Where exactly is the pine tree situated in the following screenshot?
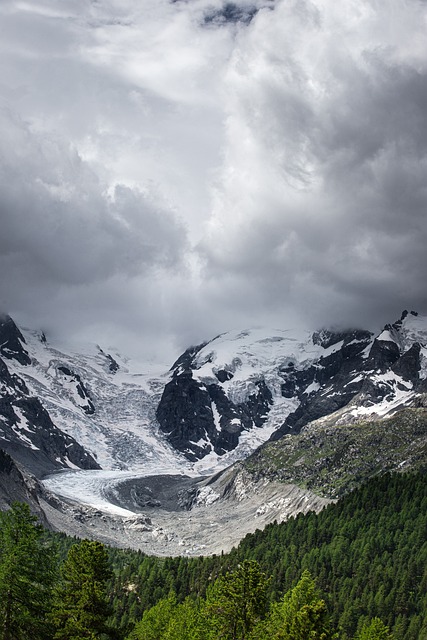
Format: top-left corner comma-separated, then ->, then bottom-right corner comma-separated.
355,617 -> 394,639
50,539 -> 113,640
250,570 -> 337,640
206,559 -> 269,640
0,502 -> 57,640
129,592 -> 177,640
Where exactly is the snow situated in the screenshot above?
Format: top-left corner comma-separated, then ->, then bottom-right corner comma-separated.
211,402 -> 221,432
193,327 -> 337,384
349,371 -> 415,420
192,395 -> 299,475
8,315 -> 427,519
43,460 -> 197,517
11,407 -> 39,450
420,347 -> 427,379
191,328 -> 346,412
344,374 -> 364,387
305,381 -> 320,395
8,327 -> 174,471
377,330 -> 398,344
400,313 -> 427,350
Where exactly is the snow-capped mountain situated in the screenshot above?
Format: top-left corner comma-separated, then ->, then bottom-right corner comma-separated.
0,317 -> 99,476
0,314 -> 182,477
156,310 -> 427,461
1,310 -> 427,552
1,310 -> 426,482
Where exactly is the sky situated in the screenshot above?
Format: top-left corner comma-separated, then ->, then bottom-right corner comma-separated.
1,0 -> 427,361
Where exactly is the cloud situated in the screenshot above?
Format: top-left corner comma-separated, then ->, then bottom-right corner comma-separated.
1,0 -> 427,359
0,108 -> 187,357
201,0 -> 427,331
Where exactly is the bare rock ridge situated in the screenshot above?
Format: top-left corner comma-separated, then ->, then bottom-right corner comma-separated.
156,363 -> 273,461
0,316 -> 100,478
0,310 -> 426,555
155,310 -> 427,461
0,314 -> 31,365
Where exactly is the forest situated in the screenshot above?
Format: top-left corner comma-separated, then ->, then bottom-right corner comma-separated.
0,470 -> 426,639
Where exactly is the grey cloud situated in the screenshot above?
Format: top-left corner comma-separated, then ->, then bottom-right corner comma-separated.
2,0 -> 427,360
0,108 -> 187,344
200,0 -> 427,332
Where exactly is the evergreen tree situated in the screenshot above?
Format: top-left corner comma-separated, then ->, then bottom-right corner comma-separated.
129,592 -> 178,640
0,502 -> 57,640
207,559 -> 269,640
250,570 -> 337,640
356,617 -> 394,639
50,539 -> 113,640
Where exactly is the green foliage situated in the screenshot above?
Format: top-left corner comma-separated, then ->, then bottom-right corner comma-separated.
129,592 -> 212,640
206,560 -> 269,639
126,565 -> 335,640
108,471 -> 427,639
129,592 -> 178,640
244,408 -> 427,498
0,502 -> 57,640
355,618 -> 394,639
50,539 -> 113,640
0,470 -> 426,639
163,597 -> 211,640
249,570 -> 337,640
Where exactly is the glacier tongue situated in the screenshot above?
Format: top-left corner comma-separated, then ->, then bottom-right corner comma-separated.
8,327 -> 180,471
3,311 -> 427,538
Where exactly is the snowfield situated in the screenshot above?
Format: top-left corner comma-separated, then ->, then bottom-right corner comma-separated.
3,312 -> 427,552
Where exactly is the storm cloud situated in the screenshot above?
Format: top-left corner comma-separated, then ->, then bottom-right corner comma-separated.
1,0 -> 427,358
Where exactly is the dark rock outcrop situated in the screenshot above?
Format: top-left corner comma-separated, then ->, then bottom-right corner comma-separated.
0,448 -> 48,523
271,330 -> 374,439
57,366 -> 95,414
157,312 -> 427,461
156,348 -> 273,461
0,356 -> 100,477
0,315 -> 31,366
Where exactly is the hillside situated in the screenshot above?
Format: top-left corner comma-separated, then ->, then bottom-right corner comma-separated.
0,310 -> 427,554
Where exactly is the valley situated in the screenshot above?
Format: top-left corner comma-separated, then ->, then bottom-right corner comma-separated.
1,310 -> 427,557
40,466 -> 329,555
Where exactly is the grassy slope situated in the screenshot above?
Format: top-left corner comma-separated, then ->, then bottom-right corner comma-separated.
244,407 -> 427,497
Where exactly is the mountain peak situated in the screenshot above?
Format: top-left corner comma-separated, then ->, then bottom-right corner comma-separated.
0,315 -> 31,366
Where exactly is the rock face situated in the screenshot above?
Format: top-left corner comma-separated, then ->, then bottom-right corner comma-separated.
157,365 -> 272,461
0,317 -> 100,477
0,315 -> 31,365
157,311 -> 427,461
56,366 -> 95,415
1,309 -> 427,480
0,448 -> 48,523
272,313 -> 426,438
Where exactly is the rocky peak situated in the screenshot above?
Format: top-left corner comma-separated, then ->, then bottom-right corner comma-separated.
0,315 -> 31,366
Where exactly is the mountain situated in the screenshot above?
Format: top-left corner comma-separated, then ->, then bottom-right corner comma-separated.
0,314 -> 184,479
156,310 -> 427,464
1,310 -> 427,554
0,317 -> 99,477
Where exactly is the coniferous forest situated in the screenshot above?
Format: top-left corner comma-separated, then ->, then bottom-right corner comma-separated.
0,470 -> 426,639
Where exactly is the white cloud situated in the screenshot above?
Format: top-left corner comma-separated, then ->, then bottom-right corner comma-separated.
1,0 -> 427,359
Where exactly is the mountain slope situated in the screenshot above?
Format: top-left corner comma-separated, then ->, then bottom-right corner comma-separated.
0,314 -> 185,478
0,322 -> 99,476
156,310 -> 427,465
242,404 -> 427,498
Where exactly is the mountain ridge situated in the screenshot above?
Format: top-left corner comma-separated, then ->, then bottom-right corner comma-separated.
0,310 -> 426,554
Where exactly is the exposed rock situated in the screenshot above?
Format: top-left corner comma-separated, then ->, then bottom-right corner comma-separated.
203,2 -> 259,26
0,448 -> 48,524
57,365 -> 95,414
157,367 -> 273,460
0,356 -> 100,477
0,315 -> 31,366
